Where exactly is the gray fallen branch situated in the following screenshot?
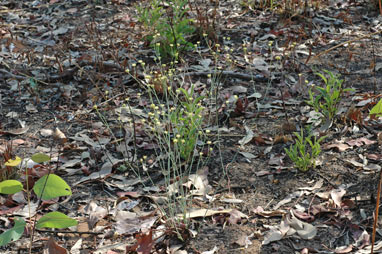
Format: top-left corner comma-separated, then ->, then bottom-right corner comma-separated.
181,71 -> 268,82
0,69 -> 27,80
36,228 -> 103,235
0,62 -> 268,85
0,60 -> 126,83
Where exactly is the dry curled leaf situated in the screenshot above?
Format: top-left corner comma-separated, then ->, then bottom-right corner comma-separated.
44,237 -> 68,254
233,96 -> 248,116
330,188 -> 346,207
273,134 -> 292,144
53,128 -> 67,144
281,121 -> 297,134
346,137 -> 376,147
323,142 -> 351,152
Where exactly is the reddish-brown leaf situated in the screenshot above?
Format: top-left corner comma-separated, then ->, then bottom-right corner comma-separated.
45,237 -> 68,254
234,97 -> 248,115
136,230 -> 154,254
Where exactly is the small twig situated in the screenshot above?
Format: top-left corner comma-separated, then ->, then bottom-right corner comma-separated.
127,102 -> 138,162
371,34 -> 377,95
181,71 -> 268,82
0,59 -> 126,84
278,85 -> 290,124
311,29 -> 382,61
0,69 -> 40,82
77,60 -> 125,72
36,229 -> 103,235
313,171 -> 336,188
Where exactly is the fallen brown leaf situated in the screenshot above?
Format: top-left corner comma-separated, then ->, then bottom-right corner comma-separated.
44,237 -> 68,254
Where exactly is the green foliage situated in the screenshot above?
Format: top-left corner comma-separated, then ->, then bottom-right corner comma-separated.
31,153 -> 51,163
0,153 -> 77,247
36,212 -> 77,229
0,218 -> 26,247
370,99 -> 382,117
285,129 -> 325,172
171,86 -> 205,161
144,84 -> 205,162
33,174 -> 72,200
122,63 -> 214,230
0,180 -> 23,194
307,70 -> 353,120
137,0 -> 195,60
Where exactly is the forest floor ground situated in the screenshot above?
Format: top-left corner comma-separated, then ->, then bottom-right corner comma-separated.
1,0 -> 382,253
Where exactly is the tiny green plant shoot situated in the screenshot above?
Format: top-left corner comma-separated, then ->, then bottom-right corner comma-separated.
307,70 -> 354,120
0,153 -> 77,247
285,129 -> 325,172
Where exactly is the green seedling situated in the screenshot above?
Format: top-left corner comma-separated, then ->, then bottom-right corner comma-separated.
137,0 -> 195,60
171,86 -> 205,161
0,153 -> 77,247
146,84 -> 205,162
285,129 -> 325,172
307,70 -> 354,120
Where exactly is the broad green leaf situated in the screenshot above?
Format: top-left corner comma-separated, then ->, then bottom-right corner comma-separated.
0,180 -> 23,194
31,153 -> 51,163
33,174 -> 71,200
36,212 -> 77,229
5,156 -> 22,167
370,99 -> 382,117
0,218 -> 26,247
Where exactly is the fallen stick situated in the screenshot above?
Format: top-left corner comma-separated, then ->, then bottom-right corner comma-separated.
181,71 -> 268,82
311,29 -> 382,61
